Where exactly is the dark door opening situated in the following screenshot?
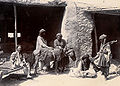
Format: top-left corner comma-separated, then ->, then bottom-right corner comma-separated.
0,3 -> 65,53
17,5 -> 65,53
92,13 -> 120,60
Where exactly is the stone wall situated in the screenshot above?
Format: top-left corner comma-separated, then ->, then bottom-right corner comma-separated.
61,2 -> 94,67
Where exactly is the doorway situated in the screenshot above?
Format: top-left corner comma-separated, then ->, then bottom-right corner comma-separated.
0,3 -> 65,53
92,12 -> 120,60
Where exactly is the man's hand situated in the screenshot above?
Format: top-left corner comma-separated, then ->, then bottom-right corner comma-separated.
48,47 -> 54,50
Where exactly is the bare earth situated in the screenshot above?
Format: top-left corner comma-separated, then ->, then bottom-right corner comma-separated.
0,70 -> 120,86
0,59 -> 120,86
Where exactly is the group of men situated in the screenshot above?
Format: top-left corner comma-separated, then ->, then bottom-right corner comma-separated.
69,34 -> 117,80
10,29 -> 67,78
33,29 -> 67,74
10,29 -> 117,80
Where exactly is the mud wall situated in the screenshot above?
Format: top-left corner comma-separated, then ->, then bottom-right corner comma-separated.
61,2 -> 94,67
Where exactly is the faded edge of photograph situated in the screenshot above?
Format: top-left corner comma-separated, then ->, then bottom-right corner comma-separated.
0,0 -> 120,86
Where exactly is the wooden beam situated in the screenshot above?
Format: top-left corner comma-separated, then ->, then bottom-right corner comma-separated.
92,14 -> 98,53
14,5 -> 17,50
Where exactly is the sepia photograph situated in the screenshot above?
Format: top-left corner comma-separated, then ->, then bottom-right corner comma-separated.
0,0 -> 120,86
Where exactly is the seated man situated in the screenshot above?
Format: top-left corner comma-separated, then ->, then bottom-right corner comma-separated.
33,29 -> 53,74
54,33 -> 66,50
10,45 -> 32,79
69,54 -> 97,78
54,33 -> 66,61
53,33 -> 66,73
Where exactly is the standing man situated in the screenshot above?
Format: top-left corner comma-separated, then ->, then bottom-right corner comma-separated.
94,34 -> 117,80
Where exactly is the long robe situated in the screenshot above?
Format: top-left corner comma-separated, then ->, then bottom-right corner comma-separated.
94,43 -> 112,67
33,36 -> 53,69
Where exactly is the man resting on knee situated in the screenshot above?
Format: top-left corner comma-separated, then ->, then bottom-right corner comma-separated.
69,54 -> 97,78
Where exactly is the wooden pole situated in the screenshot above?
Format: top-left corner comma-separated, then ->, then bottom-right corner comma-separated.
14,5 -> 17,51
93,14 -> 98,53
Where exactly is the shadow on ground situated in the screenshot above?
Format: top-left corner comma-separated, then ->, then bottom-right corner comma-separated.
0,74 -> 29,86
0,70 -> 70,86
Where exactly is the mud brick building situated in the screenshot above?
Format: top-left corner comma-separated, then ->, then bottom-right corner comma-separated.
0,0 -> 120,67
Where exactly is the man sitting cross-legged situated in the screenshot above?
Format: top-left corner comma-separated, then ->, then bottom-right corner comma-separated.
10,45 -> 32,79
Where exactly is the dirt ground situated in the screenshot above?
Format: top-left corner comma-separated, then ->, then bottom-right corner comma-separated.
0,68 -> 120,86
0,59 -> 120,86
